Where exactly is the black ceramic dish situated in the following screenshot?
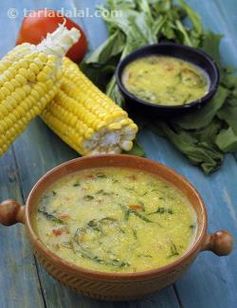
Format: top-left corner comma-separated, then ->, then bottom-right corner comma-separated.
116,43 -> 220,117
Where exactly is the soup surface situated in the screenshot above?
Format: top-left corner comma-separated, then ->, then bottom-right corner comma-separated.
122,55 -> 209,106
34,167 -> 197,273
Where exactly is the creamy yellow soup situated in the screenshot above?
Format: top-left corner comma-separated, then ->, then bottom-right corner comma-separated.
122,55 -> 209,106
34,167 -> 197,273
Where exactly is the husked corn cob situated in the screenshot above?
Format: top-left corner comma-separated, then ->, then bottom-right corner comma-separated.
0,24 -> 80,156
41,58 -> 138,155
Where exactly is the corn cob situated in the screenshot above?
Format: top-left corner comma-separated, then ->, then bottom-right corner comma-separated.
41,57 -> 138,155
0,24 -> 80,156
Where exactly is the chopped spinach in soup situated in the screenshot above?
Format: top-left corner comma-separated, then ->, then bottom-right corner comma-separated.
122,56 -> 209,106
35,167 -> 197,273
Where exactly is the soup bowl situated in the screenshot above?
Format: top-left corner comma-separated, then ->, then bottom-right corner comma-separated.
0,155 -> 233,301
116,43 -> 220,117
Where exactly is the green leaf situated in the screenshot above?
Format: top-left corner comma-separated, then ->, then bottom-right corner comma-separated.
149,122 -> 223,174
178,0 -> 202,35
154,16 -> 168,38
80,60 -> 116,92
201,32 -> 223,66
221,69 -> 237,90
175,87 -> 229,130
175,20 -> 193,46
106,77 -> 124,107
216,127 -> 237,153
217,102 -> 237,134
192,118 -> 222,143
85,30 -> 125,65
125,139 -> 146,157
138,0 -> 153,18
102,0 -> 137,11
100,4 -> 162,104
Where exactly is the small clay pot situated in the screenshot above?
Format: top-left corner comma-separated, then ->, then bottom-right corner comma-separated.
0,155 -> 233,301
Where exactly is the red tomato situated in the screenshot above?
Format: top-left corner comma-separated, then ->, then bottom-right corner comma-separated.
16,9 -> 88,63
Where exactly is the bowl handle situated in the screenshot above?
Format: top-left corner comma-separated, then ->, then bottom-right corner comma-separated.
0,200 -> 25,226
201,230 -> 233,256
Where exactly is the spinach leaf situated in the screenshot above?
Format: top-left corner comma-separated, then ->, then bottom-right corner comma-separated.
125,139 -> 146,157
178,0 -> 202,36
73,227 -> 130,268
217,99 -> 237,134
38,208 -> 64,225
202,32 -> 223,66
216,127 -> 237,153
149,122 -> 223,174
86,30 -> 125,65
149,207 -> 173,215
168,241 -> 179,258
175,87 -> 229,130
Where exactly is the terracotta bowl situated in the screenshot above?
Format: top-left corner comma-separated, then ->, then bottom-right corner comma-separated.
0,155 -> 233,301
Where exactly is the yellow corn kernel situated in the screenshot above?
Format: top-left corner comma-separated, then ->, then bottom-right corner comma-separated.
0,22 -> 80,156
18,68 -> 28,77
15,74 -> 27,85
1,87 -> 11,97
4,81 -> 15,92
108,122 -> 122,130
41,57 -> 138,156
29,63 -> 40,74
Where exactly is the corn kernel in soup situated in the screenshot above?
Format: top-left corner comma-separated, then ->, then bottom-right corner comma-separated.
34,167 -> 197,273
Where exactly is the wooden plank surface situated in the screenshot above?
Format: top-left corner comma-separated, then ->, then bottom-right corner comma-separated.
0,0 -> 236,308
0,150 -> 45,308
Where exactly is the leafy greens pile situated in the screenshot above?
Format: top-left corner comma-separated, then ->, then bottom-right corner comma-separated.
82,0 -> 237,174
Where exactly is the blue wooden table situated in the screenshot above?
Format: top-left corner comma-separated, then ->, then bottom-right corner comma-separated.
0,1 -> 236,307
